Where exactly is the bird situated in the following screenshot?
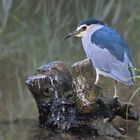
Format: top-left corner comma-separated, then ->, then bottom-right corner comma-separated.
64,18 -> 135,98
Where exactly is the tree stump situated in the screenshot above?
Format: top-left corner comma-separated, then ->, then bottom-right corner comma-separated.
71,58 -> 103,113
25,59 -> 139,138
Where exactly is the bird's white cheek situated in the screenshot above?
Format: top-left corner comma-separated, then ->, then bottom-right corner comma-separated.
75,31 -> 86,37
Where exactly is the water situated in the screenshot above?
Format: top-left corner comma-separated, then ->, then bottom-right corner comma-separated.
0,119 -> 139,140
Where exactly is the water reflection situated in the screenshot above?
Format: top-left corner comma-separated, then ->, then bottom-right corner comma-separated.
0,119 -> 139,140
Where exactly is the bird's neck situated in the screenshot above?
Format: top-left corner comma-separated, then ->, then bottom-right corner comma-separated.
86,24 -> 105,36
81,25 -> 104,55
82,24 -> 104,43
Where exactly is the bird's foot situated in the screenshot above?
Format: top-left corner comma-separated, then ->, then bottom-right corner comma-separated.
94,84 -> 103,90
103,118 -> 110,123
113,95 -> 120,102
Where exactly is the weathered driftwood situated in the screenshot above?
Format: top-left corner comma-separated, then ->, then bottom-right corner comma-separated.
25,59 -> 138,138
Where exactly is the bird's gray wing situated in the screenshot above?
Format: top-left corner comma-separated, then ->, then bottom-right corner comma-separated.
87,43 -> 134,85
82,26 -> 135,85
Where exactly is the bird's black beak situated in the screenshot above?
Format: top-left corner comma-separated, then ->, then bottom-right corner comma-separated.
64,29 -> 80,40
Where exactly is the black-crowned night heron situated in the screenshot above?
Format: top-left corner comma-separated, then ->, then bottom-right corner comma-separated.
64,18 -> 135,98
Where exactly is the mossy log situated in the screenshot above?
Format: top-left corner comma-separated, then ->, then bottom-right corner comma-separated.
25,59 -> 138,138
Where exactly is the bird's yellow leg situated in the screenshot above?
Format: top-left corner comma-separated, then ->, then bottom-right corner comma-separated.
95,71 -> 99,85
113,80 -> 118,98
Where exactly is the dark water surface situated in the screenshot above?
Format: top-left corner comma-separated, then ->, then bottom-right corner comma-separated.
0,119 -> 139,140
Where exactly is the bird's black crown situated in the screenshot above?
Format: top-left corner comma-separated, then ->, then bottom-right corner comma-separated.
79,18 -> 104,26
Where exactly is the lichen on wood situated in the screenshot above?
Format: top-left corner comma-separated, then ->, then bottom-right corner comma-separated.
25,59 -> 139,138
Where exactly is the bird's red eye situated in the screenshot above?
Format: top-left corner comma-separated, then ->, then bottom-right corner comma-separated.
82,26 -> 87,30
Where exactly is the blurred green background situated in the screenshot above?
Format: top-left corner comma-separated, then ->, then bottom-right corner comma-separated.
0,0 -> 140,123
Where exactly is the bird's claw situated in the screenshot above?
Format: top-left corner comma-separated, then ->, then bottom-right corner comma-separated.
103,118 -> 110,123
113,96 -> 119,101
94,84 -> 103,90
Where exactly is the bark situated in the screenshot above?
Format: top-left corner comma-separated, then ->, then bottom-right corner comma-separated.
25,59 -> 138,138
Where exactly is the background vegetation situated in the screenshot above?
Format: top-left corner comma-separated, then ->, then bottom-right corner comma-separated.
0,0 -> 140,122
